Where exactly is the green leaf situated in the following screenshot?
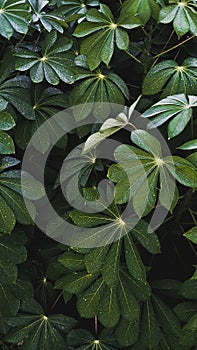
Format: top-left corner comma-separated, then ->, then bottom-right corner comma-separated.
29,0 -> 66,33
0,131 -> 15,154
141,94 -> 197,139
0,186 -> 35,225
143,58 -> 197,97
174,302 -> 197,322
117,273 -> 140,321
115,318 -> 139,346
73,4 -> 142,70
5,300 -> 77,350
159,1 -> 197,38
0,112 -> 15,130
179,279 -> 197,300
0,170 -> 45,200
178,139 -> 197,150
83,111 -> 129,153
183,226 -> 197,244
131,220 -> 161,254
124,234 -> 147,283
98,286 -> 120,328
180,313 -> 197,347
77,278 -> 105,318
131,129 -> 162,157
14,85 -> 69,152
59,251 -> 85,271
152,295 -> 181,337
0,284 -> 19,316
55,271 -> 97,294
0,194 -> 16,233
85,245 -> 109,274
70,70 -> 129,121
122,0 -> 160,24
0,75 -> 34,119
15,31 -> 75,85
102,240 -> 122,288
0,0 -> 30,40
120,268 -> 151,301
139,300 -> 160,349
165,156 -> 197,187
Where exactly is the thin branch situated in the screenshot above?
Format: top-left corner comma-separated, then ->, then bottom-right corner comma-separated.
125,50 -> 143,65
153,35 -> 195,59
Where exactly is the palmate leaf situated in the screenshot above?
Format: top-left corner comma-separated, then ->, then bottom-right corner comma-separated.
73,4 -> 142,70
14,85 -> 69,152
131,295 -> 183,350
0,231 -> 32,317
121,0 -> 160,24
57,0 -> 99,20
0,48 -> 33,117
69,208 -> 160,281
0,73 -> 34,119
159,0 -> 197,38
0,0 -> 30,40
70,57 -> 129,120
67,328 -> 120,350
141,94 -> 197,139
108,130 -> 180,214
143,58 -> 197,97
15,31 -> 75,85
56,248 -> 151,331
28,0 -> 67,33
5,298 -> 77,350
0,157 -> 44,234
175,276 -> 197,347
0,111 -> 15,154
108,130 -> 197,214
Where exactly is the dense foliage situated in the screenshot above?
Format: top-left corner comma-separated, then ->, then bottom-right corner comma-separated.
0,0 -> 197,349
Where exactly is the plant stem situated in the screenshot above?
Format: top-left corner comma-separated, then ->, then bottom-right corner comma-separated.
152,30 -> 174,67
153,35 -> 195,59
125,50 -> 143,65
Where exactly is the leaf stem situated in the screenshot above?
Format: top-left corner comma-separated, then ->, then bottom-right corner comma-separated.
125,50 -> 143,65
152,30 -> 175,67
153,35 -> 195,59
50,291 -> 63,311
94,315 -> 98,337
